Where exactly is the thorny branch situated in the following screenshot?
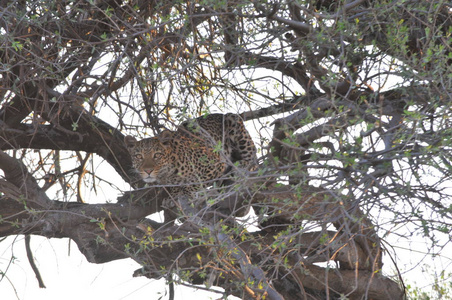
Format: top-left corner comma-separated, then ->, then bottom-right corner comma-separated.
1,0 -> 451,299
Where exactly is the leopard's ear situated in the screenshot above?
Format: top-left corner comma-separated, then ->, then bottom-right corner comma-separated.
158,130 -> 173,146
124,135 -> 138,148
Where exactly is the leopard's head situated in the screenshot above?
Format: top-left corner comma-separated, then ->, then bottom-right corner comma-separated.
124,131 -> 174,183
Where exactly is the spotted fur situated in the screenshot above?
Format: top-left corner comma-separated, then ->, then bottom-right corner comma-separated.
124,113 -> 257,190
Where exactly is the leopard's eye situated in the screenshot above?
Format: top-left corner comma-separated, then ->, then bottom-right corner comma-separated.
135,154 -> 143,160
154,153 -> 163,159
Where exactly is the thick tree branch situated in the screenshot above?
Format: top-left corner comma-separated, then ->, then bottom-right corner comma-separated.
297,264 -> 403,300
0,178 -> 399,298
0,151 -> 50,207
217,232 -> 284,300
3,1 -> 444,299
0,119 -> 137,185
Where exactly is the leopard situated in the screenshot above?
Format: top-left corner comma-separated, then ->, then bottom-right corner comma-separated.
124,113 -> 257,192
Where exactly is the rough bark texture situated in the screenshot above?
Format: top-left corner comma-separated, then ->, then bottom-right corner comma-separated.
2,0 -> 450,299
0,169 -> 402,299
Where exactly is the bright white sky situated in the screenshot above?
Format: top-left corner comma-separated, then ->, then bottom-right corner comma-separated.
0,235 -> 227,300
2,229 -> 451,299
1,52 -> 451,299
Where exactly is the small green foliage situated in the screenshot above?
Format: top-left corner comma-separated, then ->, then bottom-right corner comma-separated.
406,267 -> 452,300
104,6 -> 113,17
213,141 -> 223,153
11,40 -> 23,51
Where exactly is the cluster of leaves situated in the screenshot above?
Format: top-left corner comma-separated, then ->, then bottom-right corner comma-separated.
0,0 -> 451,299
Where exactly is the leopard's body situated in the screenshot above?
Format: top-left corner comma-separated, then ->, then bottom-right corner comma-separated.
124,113 -> 257,191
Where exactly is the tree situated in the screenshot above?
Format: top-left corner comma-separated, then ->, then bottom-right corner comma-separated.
0,0 -> 451,299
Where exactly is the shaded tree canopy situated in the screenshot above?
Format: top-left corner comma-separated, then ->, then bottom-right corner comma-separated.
1,0 -> 451,299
